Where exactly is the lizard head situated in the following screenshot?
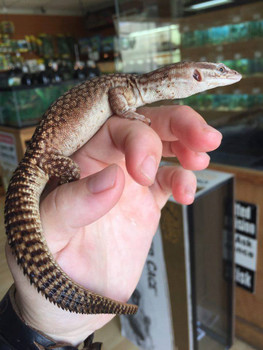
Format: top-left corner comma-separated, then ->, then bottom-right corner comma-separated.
190,62 -> 242,90
164,61 -> 242,96
137,61 -> 242,103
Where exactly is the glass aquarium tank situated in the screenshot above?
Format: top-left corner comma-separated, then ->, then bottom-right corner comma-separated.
0,81 -> 76,128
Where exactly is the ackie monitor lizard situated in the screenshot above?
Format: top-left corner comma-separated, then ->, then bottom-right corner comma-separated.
4,62 -> 242,315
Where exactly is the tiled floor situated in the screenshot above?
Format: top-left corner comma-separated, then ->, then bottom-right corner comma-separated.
0,196 -> 256,349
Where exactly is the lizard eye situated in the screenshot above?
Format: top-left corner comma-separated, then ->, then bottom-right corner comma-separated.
193,69 -> 202,82
218,65 -> 226,73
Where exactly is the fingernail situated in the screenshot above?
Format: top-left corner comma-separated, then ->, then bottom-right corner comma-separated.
203,124 -> 222,138
196,152 -> 210,162
87,165 -> 117,194
140,155 -> 157,181
185,185 -> 195,202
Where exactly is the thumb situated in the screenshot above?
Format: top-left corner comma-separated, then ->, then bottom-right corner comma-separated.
40,164 -> 125,250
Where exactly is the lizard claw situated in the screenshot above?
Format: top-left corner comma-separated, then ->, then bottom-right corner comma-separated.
122,111 -> 151,126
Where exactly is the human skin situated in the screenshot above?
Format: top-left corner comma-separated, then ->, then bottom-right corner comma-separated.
5,105 -> 222,346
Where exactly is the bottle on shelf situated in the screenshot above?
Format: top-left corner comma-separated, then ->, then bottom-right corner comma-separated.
51,62 -> 62,83
7,67 -> 22,86
37,63 -> 51,85
21,65 -> 33,86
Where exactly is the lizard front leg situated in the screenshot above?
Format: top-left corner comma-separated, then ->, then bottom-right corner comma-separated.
109,86 -> 151,125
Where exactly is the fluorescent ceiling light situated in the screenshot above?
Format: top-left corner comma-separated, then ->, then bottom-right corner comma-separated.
122,24 -> 179,37
187,0 -> 233,11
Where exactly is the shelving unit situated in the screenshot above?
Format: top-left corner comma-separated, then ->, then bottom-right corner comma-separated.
179,1 -> 263,126
114,2 -> 262,127
114,20 -> 181,73
0,14 -> 87,71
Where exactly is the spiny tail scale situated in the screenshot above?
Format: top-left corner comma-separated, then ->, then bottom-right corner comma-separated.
4,159 -> 137,314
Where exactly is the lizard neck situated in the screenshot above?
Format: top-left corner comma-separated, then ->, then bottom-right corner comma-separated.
136,66 -> 191,104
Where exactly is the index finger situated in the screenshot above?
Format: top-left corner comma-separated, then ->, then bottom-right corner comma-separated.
139,105 -> 222,152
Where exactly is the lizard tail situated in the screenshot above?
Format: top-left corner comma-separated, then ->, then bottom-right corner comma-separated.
4,161 -> 138,314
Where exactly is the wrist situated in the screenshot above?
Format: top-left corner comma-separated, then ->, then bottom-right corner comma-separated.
0,285 -> 103,349
15,283 -> 111,346
15,287 -> 90,346
6,244 -> 113,346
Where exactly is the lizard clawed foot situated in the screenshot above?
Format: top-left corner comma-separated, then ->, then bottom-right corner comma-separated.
122,111 -> 151,126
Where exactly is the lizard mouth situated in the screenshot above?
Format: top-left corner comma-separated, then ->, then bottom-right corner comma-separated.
193,69 -> 202,82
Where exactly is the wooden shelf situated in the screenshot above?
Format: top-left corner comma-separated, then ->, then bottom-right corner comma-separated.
178,2 -> 263,31
97,61 -> 116,73
217,76 -> 263,94
190,110 -> 246,126
181,38 -> 263,61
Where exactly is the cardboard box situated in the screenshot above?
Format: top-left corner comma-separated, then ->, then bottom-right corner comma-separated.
210,163 -> 263,349
121,169 -> 235,350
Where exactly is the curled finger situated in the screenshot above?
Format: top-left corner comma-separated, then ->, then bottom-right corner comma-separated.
151,165 -> 197,209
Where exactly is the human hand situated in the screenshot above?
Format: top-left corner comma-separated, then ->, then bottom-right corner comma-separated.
6,105 -> 222,346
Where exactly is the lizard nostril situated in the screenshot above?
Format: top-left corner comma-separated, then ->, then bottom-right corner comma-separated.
193,69 -> 202,82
